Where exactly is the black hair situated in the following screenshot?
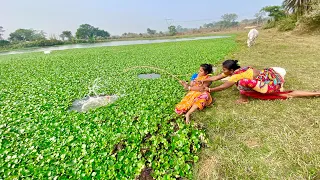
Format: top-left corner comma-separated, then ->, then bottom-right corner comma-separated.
222,60 -> 241,71
200,64 -> 213,74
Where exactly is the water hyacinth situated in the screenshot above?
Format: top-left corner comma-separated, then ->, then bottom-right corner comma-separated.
0,37 -> 236,179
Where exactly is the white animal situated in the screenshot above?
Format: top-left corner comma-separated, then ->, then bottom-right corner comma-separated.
44,50 -> 51,54
247,29 -> 259,47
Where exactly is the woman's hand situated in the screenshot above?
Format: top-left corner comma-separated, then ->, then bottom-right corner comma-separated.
204,87 -> 210,92
195,80 -> 204,85
198,86 -> 205,92
179,80 -> 189,90
179,80 -> 187,86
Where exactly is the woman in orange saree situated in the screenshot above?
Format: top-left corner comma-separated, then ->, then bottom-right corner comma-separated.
175,64 -> 213,123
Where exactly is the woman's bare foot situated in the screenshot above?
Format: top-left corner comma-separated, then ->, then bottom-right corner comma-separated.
185,113 -> 191,124
236,94 -> 249,104
236,98 -> 249,104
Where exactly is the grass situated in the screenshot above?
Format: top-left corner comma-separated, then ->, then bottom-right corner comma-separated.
193,29 -> 320,179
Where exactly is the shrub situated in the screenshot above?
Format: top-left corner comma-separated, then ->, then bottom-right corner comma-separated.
263,20 -> 277,29
0,40 -> 10,46
297,3 -> 320,33
278,17 -> 297,31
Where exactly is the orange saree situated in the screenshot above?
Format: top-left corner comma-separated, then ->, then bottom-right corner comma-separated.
175,75 -> 213,114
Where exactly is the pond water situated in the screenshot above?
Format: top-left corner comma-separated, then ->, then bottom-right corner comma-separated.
0,36 -> 229,56
138,73 -> 161,79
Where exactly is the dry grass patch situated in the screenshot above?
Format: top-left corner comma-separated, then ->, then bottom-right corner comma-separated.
193,29 -> 320,179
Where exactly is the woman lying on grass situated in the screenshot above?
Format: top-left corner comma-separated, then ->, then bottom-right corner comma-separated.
202,60 -> 320,104
175,64 -> 213,123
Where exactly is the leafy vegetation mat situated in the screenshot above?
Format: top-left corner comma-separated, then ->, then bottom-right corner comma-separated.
0,38 -> 236,179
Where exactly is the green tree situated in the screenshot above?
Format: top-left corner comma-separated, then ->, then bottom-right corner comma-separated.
94,29 -> 110,39
203,22 -> 216,28
221,13 -> 238,22
9,29 -> 46,42
76,24 -> 110,40
283,0 -> 313,17
147,28 -> 156,35
76,24 -> 96,39
168,25 -> 177,35
220,13 -> 239,28
33,30 -> 46,40
176,25 -> 191,32
60,31 -> 73,41
241,19 -> 251,25
261,6 -> 286,21
0,26 -> 4,40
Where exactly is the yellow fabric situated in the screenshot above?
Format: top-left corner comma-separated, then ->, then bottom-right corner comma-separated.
221,73 -> 227,78
228,68 -> 254,82
175,75 -> 212,113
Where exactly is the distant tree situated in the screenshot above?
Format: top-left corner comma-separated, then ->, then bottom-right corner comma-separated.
0,26 -> 4,40
168,25 -> 177,35
9,29 -> 46,41
49,34 -> 61,40
203,22 -> 216,28
76,24 -> 95,39
0,40 -> 10,46
121,32 -> 139,38
261,6 -> 286,21
241,19 -> 250,25
176,25 -> 183,32
33,30 -> 46,40
60,31 -> 73,41
147,28 -> 156,35
176,25 -> 191,32
221,13 -> 238,22
94,28 -> 110,38
76,24 -> 110,40
254,11 -> 266,25
218,13 -> 239,28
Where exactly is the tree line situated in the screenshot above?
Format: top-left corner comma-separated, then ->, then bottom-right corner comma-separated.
1,0 -> 319,49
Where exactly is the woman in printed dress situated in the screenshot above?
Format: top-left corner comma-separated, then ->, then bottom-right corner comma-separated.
175,64 -> 213,123
202,60 -> 320,104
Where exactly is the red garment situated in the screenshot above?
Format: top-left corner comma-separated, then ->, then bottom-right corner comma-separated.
240,90 -> 293,100
235,67 -> 291,100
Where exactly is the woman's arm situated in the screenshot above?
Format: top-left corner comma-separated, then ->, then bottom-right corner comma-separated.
188,81 -> 211,92
206,81 -> 235,92
202,73 -> 226,82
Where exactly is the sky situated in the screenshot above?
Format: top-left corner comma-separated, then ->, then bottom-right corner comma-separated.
1,0 -> 283,38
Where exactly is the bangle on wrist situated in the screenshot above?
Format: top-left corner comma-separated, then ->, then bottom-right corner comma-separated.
209,88 -> 211,92
188,86 -> 191,91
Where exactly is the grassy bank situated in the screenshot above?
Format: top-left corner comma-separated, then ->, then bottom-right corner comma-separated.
194,29 -> 320,179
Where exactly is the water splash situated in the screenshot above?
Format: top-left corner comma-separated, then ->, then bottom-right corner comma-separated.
87,78 -> 101,97
69,95 -> 119,112
69,78 -> 121,112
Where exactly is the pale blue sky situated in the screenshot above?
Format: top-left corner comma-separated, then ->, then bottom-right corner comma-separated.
1,0 -> 282,38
